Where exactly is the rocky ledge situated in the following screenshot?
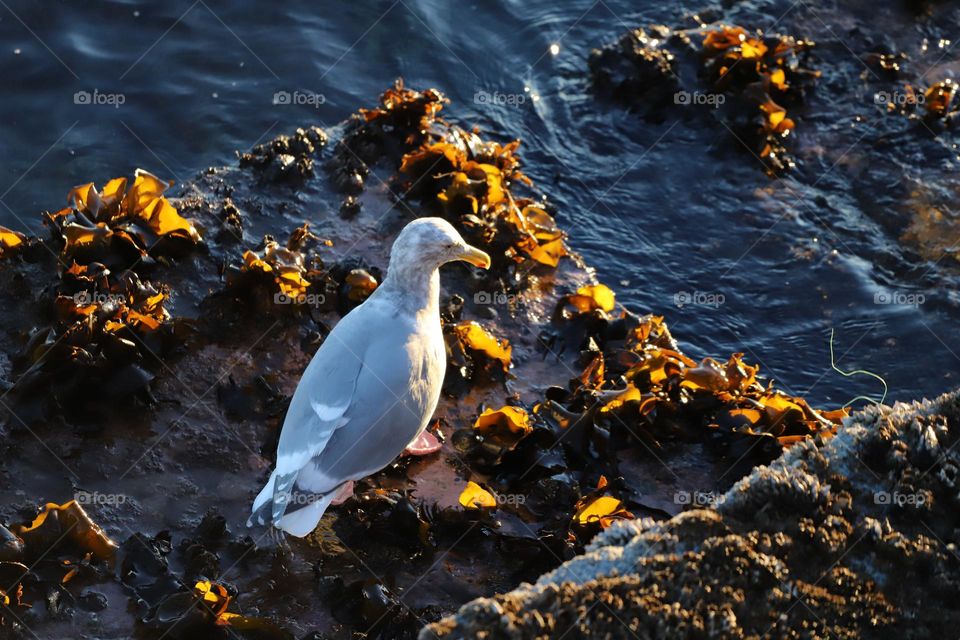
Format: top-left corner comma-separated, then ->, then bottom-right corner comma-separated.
424,390 -> 960,639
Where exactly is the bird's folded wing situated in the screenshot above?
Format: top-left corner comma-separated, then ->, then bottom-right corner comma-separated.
274,327 -> 366,479
300,343 -> 424,490
266,324 -> 365,523
271,304 -> 415,497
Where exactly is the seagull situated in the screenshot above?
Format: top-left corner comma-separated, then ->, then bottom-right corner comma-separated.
249,217 -> 491,537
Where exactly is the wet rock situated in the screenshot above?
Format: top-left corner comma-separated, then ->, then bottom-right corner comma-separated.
0,525 -> 24,562
332,578 -> 421,639
78,589 -> 108,612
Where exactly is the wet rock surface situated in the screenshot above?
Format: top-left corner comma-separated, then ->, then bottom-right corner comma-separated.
424,390 -> 960,639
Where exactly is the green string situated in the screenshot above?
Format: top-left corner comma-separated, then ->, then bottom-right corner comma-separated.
829,328 -> 888,408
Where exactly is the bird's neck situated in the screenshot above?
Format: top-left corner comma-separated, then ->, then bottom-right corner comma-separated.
378,264 -> 441,316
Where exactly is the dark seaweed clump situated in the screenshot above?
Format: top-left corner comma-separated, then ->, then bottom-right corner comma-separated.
10,171 -> 202,420
238,126 -> 328,184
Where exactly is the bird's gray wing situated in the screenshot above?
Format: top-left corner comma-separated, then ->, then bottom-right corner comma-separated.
267,300 -> 420,521
304,336 -> 430,487
266,326 -> 360,522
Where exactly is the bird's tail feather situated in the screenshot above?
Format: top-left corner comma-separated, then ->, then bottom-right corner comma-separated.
247,472 -> 277,527
248,471 -> 338,538
247,500 -> 271,528
276,492 -> 336,537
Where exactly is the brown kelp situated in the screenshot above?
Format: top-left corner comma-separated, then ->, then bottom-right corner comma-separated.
14,171 -> 201,415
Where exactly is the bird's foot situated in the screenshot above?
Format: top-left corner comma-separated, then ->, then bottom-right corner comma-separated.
269,526 -> 291,553
403,430 -> 442,456
330,481 -> 355,506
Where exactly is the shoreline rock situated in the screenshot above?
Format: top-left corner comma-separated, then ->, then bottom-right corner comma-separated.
424,390 -> 960,638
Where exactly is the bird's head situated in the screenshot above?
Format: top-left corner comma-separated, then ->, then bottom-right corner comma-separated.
388,217 -> 491,274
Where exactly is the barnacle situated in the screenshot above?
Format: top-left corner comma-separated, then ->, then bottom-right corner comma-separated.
238,126 -> 328,183
924,79 -> 958,118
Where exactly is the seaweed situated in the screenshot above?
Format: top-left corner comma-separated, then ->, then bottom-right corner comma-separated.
0,501 -> 117,631
699,24 -> 819,174
399,128 -> 567,273
0,226 -> 27,259
226,223 -> 328,309
327,79 -> 448,198
589,23 -> 820,175
10,171 -> 202,416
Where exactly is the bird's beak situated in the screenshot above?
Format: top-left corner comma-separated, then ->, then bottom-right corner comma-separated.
458,244 -> 491,269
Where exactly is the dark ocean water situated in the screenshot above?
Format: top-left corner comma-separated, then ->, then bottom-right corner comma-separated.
1,0 -> 958,408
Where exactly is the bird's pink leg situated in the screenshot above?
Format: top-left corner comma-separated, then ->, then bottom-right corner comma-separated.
403,430 -> 442,456
330,481 -> 355,506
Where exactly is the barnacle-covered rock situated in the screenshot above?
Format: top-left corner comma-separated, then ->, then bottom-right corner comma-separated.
238,126 -> 328,183
588,26 -> 680,107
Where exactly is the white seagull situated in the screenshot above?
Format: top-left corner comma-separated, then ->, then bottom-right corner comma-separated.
249,217 -> 491,537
